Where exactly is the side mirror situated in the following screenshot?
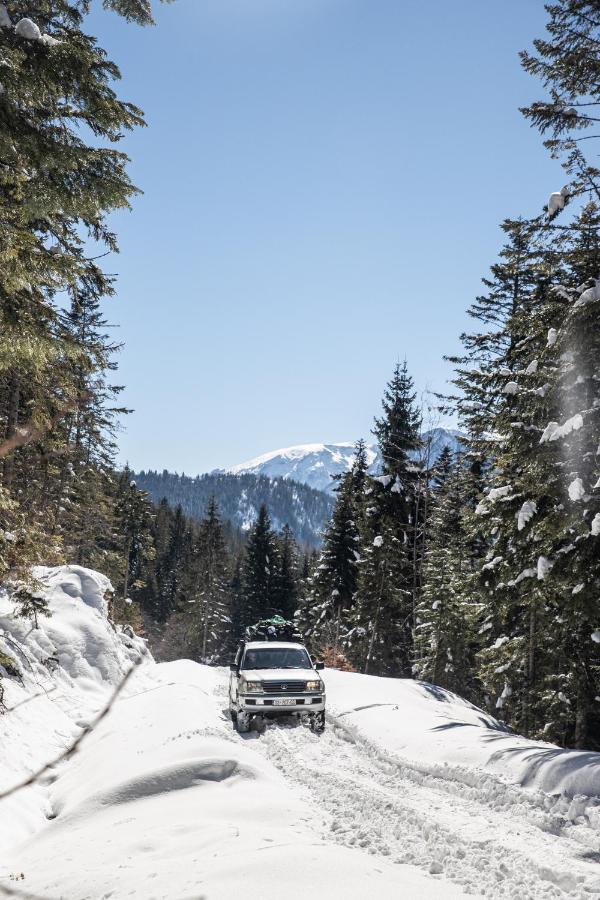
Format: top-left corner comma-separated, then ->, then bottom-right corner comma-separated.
229,663 -> 239,674
314,661 -> 324,671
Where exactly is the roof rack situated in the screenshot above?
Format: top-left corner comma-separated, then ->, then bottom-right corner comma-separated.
243,616 -> 303,643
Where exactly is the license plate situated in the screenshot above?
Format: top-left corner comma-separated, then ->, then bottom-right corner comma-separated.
273,698 -> 296,706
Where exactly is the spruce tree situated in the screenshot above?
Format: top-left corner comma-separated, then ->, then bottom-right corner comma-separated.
347,364 -> 422,675
414,449 -> 480,698
302,440 -> 368,652
113,470 -> 155,615
0,0 -> 166,584
273,524 -> 299,620
520,1 -> 600,199
242,505 -> 280,626
227,555 -> 246,653
184,498 -> 231,663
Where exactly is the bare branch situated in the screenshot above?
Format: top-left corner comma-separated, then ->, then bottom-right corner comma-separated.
0,648 -> 147,803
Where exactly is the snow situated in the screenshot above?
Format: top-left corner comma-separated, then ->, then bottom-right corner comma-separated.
540,414 -> 584,443
525,359 -> 538,375
575,279 -> 600,308
372,535 -> 383,547
537,555 -> 552,580
509,567 -> 536,586
15,18 -> 42,40
591,632 -> 600,644
0,3 -> 10,27
591,513 -> 600,536
390,475 -> 403,494
0,566 -> 148,856
223,442 -> 379,494
503,381 -> 519,395
547,328 -> 558,347
487,485 -> 512,501
517,500 -> 537,530
0,572 -> 467,899
568,477 -> 585,501
373,474 -> 394,487
5,566 -> 600,899
547,186 -> 568,216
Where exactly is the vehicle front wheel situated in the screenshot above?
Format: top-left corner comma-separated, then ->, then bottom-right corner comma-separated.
236,711 -> 251,733
230,708 -> 237,725
310,711 -> 325,734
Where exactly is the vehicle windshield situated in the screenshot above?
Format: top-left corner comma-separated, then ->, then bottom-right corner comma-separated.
242,648 -> 312,670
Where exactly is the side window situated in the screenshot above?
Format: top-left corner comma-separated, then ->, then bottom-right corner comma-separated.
235,646 -> 242,666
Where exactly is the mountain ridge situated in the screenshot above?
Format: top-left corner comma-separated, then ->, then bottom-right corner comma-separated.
218,427 -> 464,495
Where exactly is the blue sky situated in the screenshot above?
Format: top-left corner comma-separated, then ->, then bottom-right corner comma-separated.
88,0 -> 560,474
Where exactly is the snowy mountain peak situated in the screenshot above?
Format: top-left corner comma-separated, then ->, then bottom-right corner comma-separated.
225,442 -> 378,494
222,428 -> 464,495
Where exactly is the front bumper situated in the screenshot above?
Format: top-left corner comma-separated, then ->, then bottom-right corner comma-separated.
238,693 -> 325,715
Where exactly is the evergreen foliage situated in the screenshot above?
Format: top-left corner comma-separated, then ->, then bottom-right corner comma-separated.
413,449 -> 480,699
300,441 -> 367,653
181,497 -> 231,663
133,469 -> 333,547
345,364 -> 423,676
242,505 -> 281,626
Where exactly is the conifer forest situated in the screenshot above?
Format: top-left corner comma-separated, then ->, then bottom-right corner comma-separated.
1,0 -> 600,761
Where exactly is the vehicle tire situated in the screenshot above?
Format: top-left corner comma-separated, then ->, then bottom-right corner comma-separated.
230,708 -> 237,724
310,711 -> 325,734
236,711 -> 251,733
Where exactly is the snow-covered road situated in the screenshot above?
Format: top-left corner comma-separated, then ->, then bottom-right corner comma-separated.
211,671 -> 600,900
3,567 -> 600,899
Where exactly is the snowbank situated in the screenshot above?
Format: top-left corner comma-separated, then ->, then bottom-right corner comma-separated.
0,566 -> 148,855
323,669 -> 600,806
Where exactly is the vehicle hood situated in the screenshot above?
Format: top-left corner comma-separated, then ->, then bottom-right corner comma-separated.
240,668 -> 319,683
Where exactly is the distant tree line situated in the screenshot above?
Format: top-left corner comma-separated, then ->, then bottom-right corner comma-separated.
134,469 -> 333,547
120,488 -> 316,664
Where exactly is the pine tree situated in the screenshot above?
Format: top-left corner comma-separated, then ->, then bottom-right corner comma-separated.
184,498 -> 231,663
12,583 -> 50,629
242,505 -> 280,626
452,203 -> 600,747
520,1 -> 600,200
273,524 -> 299,620
414,449 -> 480,698
347,365 -> 422,676
302,441 -> 368,652
227,555 -> 246,653
116,468 -> 154,601
0,1 -> 165,586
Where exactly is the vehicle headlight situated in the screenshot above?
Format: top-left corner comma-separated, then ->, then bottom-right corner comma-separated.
305,680 -> 322,691
240,678 -> 262,693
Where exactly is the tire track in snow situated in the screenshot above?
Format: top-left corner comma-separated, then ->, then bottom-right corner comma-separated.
205,673 -> 600,900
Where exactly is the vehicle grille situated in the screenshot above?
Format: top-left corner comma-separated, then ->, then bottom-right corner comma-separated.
261,681 -> 306,694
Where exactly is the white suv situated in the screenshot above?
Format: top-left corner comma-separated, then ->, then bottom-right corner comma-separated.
229,641 -> 326,733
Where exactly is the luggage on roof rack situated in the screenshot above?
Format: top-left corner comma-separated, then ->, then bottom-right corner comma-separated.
244,616 -> 303,643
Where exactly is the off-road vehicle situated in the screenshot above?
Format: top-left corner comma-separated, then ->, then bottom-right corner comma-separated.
229,638 -> 325,734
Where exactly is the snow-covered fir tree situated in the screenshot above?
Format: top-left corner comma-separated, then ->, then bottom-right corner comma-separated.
242,505 -> 282,626
273,524 -> 300,620
299,440 -> 368,653
414,448 -> 480,698
346,364 -> 422,675
183,498 -> 231,663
